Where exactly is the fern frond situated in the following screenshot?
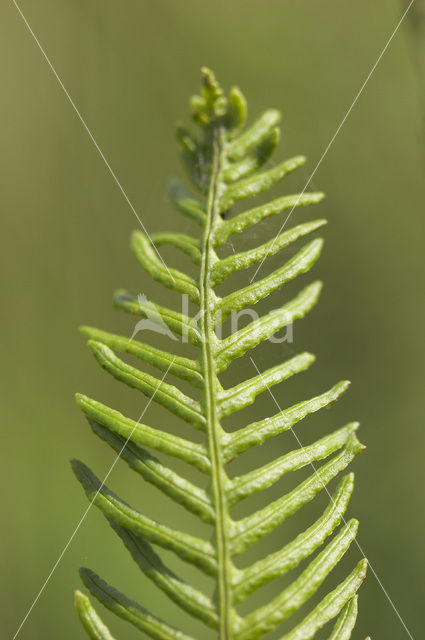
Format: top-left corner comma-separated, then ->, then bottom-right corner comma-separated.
80,568 -> 195,640
87,340 -> 205,428
215,238 -> 323,322
76,394 -> 210,472
74,68 -> 367,639
75,591 -> 116,640
80,326 -> 203,387
113,290 -> 201,345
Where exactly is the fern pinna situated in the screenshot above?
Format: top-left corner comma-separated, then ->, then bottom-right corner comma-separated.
73,68 -> 368,640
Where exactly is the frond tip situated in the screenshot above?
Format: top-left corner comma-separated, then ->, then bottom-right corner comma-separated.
75,590 -> 116,640
74,67 -> 368,640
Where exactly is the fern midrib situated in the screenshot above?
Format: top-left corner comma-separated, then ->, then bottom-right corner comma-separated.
199,123 -> 232,639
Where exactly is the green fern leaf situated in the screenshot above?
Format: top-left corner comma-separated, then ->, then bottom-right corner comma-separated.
73,67 -> 368,639
75,591 -> 117,640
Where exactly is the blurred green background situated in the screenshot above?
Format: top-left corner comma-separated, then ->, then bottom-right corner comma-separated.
1,1 -> 424,638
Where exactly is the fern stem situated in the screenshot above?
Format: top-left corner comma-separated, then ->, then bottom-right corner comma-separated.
200,124 -> 232,639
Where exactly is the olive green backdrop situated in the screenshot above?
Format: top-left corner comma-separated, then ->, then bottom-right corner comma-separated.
1,1 -> 424,639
